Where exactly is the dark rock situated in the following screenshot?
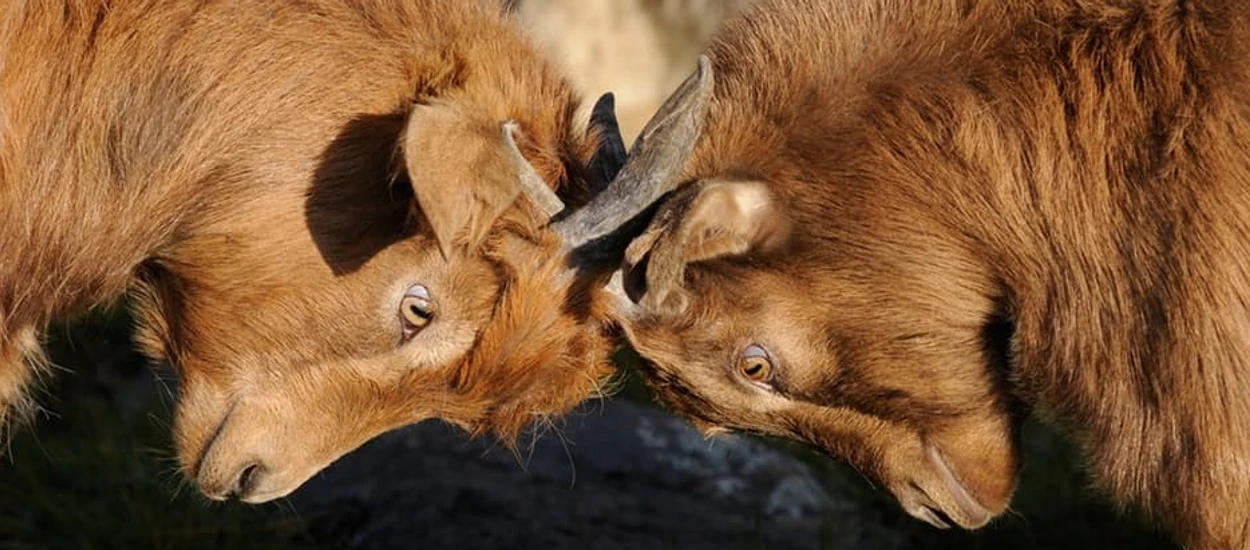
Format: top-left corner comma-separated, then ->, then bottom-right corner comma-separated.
291,399 -> 911,550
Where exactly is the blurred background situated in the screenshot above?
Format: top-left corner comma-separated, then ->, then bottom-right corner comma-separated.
1,2 -> 1177,549
513,0 -> 753,143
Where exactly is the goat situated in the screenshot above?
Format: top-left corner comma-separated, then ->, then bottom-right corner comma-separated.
0,0 -> 631,503
574,0 -> 1250,547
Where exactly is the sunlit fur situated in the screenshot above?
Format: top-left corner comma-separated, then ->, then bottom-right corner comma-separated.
615,0 -> 1250,547
0,0 -> 615,501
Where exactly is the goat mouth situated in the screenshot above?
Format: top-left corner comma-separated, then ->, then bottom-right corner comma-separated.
913,504 -> 955,529
189,401 -> 237,480
924,443 -> 992,529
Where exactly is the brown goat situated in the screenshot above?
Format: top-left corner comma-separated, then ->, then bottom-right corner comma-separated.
586,0 -> 1250,548
0,0 -> 627,502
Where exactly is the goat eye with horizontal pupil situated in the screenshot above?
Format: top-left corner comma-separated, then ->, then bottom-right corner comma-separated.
400,285 -> 435,335
739,344 -> 773,384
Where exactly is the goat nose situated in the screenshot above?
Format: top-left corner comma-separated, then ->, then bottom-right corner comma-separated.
196,459 -> 269,501
231,461 -> 265,499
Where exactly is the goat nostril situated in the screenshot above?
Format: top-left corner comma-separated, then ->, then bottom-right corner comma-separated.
235,462 -> 263,497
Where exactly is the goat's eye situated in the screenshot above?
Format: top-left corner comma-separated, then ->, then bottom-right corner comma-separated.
738,344 -> 774,386
400,284 -> 435,338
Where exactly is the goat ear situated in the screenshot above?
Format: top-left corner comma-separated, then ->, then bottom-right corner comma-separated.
678,180 -> 790,263
404,103 -> 541,257
622,180 -> 790,316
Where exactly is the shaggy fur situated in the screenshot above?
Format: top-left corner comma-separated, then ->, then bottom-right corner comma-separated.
611,0 -> 1250,547
0,0 -> 616,501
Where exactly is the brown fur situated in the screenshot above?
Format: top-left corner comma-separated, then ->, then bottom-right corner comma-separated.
0,0 -> 615,501
610,0 -> 1250,547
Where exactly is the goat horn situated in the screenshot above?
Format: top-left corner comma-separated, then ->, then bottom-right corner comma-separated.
554,55 -> 715,251
586,92 -> 628,196
504,121 -> 564,219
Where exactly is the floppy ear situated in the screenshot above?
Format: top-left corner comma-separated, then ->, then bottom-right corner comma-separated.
404,103 -> 558,257
622,180 -> 790,316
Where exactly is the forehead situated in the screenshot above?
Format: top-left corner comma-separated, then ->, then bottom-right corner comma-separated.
659,262 -> 829,339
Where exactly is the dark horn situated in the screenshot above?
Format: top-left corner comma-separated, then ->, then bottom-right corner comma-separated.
554,55 -> 714,251
586,93 -> 627,196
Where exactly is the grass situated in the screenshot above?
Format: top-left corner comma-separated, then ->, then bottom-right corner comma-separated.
0,312 -> 1179,549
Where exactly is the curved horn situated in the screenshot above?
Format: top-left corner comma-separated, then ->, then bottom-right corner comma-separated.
586,92 -> 627,195
554,55 -> 715,250
504,121 -> 564,219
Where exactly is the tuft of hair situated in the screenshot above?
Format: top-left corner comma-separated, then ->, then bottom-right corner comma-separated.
0,326 -> 48,443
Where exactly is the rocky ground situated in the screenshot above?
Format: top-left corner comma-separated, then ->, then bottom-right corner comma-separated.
0,312 -> 1176,550
292,398 -> 911,550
